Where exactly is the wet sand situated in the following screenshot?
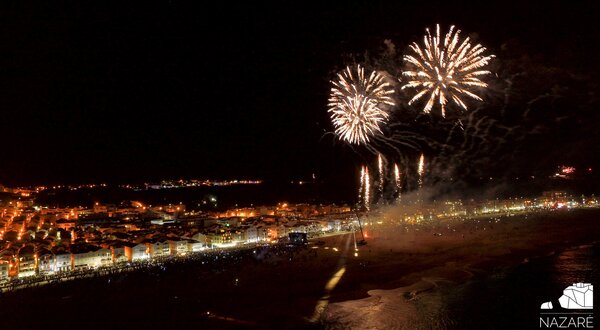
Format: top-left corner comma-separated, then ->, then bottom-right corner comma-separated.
0,209 -> 599,329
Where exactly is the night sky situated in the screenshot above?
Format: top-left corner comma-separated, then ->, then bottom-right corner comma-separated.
0,1 -> 598,187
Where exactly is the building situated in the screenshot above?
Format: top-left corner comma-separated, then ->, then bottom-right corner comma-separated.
204,226 -> 233,247
124,243 -> 149,261
241,225 -> 259,243
168,240 -> 188,255
187,240 -> 204,252
54,253 -> 72,272
111,245 -> 128,264
542,191 -> 569,208
17,245 -> 36,277
0,260 -> 9,281
72,246 -> 112,270
191,232 -> 208,245
37,248 -> 55,274
148,240 -> 170,257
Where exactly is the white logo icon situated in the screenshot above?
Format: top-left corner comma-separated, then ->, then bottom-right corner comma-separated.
541,283 -> 593,309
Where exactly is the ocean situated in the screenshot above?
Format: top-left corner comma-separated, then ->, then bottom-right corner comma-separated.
432,244 -> 599,329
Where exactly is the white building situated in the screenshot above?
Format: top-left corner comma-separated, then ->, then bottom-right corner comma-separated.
125,243 -> 149,261
0,261 -> 9,281
187,240 -> 204,252
17,247 -> 36,278
242,225 -> 259,243
55,253 -> 72,272
72,248 -> 112,270
37,251 -> 55,274
149,241 -> 170,257
169,240 -> 188,255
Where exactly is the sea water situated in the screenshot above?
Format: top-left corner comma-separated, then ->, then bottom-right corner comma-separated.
437,244 -> 599,329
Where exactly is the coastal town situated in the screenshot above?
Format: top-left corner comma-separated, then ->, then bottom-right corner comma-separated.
0,184 -> 598,287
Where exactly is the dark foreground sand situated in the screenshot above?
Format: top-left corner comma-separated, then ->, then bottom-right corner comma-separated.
0,209 -> 598,329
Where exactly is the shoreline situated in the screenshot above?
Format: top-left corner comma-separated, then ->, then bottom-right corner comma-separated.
0,228 -> 355,294
0,243 -> 266,294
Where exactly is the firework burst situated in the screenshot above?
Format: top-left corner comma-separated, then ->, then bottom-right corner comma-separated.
329,64 -> 395,145
402,24 -> 494,117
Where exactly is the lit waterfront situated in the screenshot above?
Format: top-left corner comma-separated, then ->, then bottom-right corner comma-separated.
2,188 -> 597,291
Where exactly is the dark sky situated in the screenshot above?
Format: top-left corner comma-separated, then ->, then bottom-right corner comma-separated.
0,1 -> 598,186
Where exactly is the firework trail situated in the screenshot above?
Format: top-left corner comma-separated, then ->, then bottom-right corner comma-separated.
429,105 -> 519,184
329,64 -> 395,145
402,24 -> 494,117
418,153 -> 425,189
394,163 -> 401,201
364,167 -> 371,211
358,166 -> 365,204
377,154 -> 384,200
